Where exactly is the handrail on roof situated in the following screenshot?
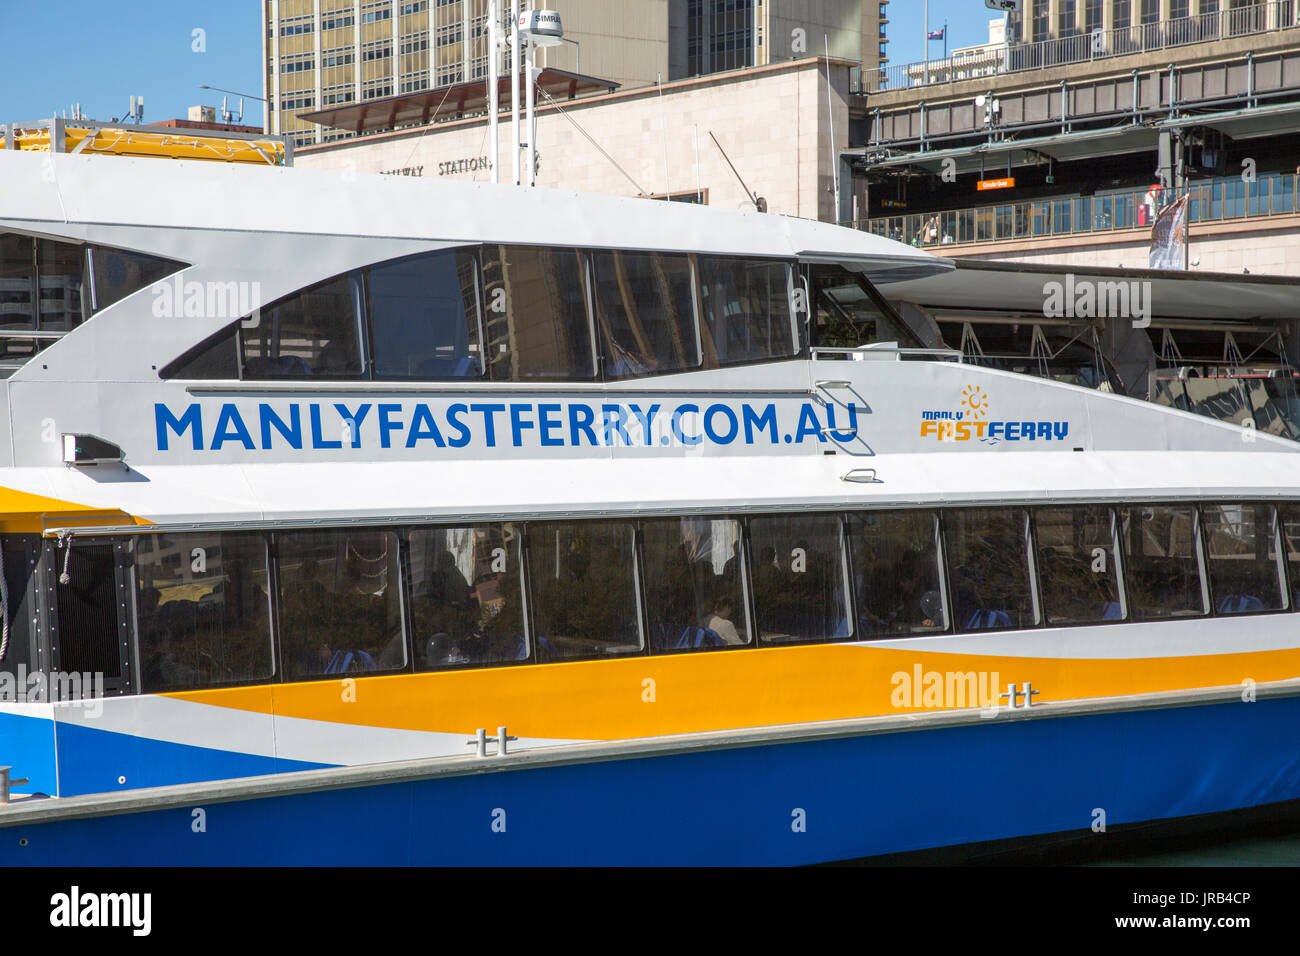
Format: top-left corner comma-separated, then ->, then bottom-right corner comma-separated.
811,345 -> 963,363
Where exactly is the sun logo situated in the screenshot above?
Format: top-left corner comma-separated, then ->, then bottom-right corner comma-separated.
961,385 -> 989,419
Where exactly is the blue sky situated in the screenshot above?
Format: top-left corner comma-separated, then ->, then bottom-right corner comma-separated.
887,1 -> 1008,65
0,2 -> 1000,127
0,1 -> 265,126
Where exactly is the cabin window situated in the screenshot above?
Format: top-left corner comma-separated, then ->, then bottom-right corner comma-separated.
241,272 -> 364,379
591,251 -> 699,379
37,239 -> 86,331
481,245 -> 594,381
944,509 -> 1038,631
88,245 -> 186,313
697,257 -> 798,368
1200,503 -> 1286,615
847,511 -> 946,636
55,543 -> 126,692
367,248 -> 483,380
1119,505 -> 1208,619
1034,505 -> 1125,625
1278,504 -> 1300,607
527,521 -> 641,660
809,264 -> 920,349
641,517 -> 748,651
409,523 -> 527,668
133,533 -> 274,692
161,325 -> 240,379
0,536 -> 39,696
748,514 -> 852,644
276,529 -> 405,680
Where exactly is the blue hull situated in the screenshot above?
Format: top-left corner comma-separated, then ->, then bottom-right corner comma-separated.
4,695 -> 1300,865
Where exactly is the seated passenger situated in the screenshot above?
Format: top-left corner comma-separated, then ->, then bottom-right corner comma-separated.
705,596 -> 744,645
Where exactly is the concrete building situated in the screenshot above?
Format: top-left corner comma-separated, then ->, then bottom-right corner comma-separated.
294,56 -> 853,224
850,2 -> 1300,278
263,0 -> 888,147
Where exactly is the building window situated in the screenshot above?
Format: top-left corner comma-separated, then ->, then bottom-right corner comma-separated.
1112,0 -> 1131,30
321,13 -> 356,31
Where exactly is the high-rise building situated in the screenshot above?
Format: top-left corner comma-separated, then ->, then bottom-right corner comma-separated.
263,1 -> 887,146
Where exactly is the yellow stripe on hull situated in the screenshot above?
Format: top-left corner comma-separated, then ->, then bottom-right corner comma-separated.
165,642 -> 1300,740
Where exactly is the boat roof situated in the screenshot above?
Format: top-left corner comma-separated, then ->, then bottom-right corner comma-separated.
0,149 -> 952,283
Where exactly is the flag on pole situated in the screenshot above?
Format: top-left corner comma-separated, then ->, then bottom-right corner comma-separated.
927,28 -> 945,40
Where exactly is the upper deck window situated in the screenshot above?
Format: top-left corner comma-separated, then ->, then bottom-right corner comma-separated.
809,264 -> 921,349
481,244 -> 594,381
697,257 -> 798,368
1,232 -> 184,376
242,272 -> 364,379
591,251 -> 699,379
368,249 -> 482,380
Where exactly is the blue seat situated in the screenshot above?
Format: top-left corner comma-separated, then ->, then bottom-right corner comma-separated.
963,609 -> 1012,630
1100,601 -> 1123,620
1217,594 -> 1264,614
325,649 -> 378,674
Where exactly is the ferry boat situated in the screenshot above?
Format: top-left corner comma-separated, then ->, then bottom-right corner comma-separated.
2,147 -> 1300,865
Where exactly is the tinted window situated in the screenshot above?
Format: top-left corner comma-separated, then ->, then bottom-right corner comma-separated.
90,245 -> 185,312
945,509 -> 1037,631
641,517 -> 748,650
591,251 -> 699,378
134,533 -> 273,692
277,529 -> 405,680
241,272 -> 363,379
810,264 -> 919,349
1120,505 -> 1207,619
749,514 -> 851,643
1035,506 -> 1124,624
1279,503 -> 1300,607
56,543 -> 122,685
481,245 -> 593,380
162,325 -> 239,379
0,234 -> 35,328
697,257 -> 796,367
409,523 -> 527,667
1201,503 -> 1286,614
848,511 -> 945,636
37,238 -> 86,331
527,521 -> 640,660
368,248 -> 483,380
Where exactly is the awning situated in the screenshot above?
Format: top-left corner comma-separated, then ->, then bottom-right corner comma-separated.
300,68 -> 619,135
876,259 -> 1300,323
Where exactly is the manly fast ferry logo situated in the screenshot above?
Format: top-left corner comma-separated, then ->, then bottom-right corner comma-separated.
920,386 -> 1069,445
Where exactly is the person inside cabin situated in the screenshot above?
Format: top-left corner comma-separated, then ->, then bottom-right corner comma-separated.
158,628 -> 203,689
705,596 -> 744,646
920,590 -> 944,629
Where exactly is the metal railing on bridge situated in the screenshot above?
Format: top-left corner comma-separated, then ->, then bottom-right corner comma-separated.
862,2 -> 1300,92
855,172 -> 1300,247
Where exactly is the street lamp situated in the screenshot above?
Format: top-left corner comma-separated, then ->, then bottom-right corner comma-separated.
198,85 -> 265,126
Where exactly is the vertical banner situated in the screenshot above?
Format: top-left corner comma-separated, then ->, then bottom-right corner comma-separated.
1148,194 -> 1189,270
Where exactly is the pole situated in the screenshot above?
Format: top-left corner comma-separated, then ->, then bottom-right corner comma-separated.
924,0 -> 930,85
825,36 -> 839,223
510,0 -> 521,186
525,33 -> 537,186
658,73 -> 670,199
694,124 -> 702,204
489,0 -> 499,184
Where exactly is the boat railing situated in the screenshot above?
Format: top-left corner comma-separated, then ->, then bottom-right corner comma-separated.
811,344 -> 964,363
